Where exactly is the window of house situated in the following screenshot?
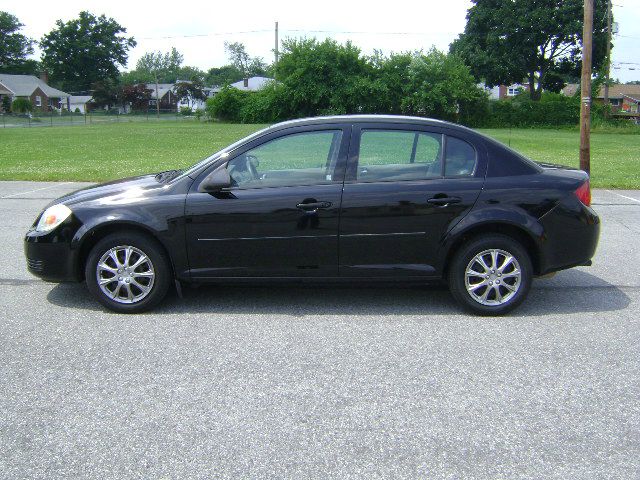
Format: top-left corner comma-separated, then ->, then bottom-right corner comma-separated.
507,87 -> 519,96
35,96 -> 42,107
610,98 -> 620,106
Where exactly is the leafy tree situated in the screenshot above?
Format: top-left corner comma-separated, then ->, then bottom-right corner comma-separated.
224,42 -> 268,78
274,38 -> 376,117
174,77 -> 207,109
2,94 -> 11,112
11,97 -> 32,113
0,12 -> 34,73
450,0 -> 609,100
91,78 -> 120,109
40,11 -> 136,91
134,47 -> 183,83
121,83 -> 152,110
205,85 -> 250,122
206,65 -> 243,86
400,49 -> 487,121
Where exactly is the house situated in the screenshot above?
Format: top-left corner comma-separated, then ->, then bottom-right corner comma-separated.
174,80 -> 218,111
0,73 -> 69,112
68,95 -> 93,114
481,82 -> 530,100
563,83 -> 640,114
146,83 -> 178,111
229,76 -> 273,92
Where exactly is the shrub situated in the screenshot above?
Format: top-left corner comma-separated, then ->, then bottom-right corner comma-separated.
205,86 -> 250,122
12,97 -> 33,113
179,106 -> 193,116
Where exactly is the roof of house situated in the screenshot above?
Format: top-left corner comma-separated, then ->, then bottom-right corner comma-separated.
0,87 -> 11,95
0,74 -> 69,98
598,84 -> 640,100
230,76 -> 273,91
68,95 -> 93,104
563,82 -> 640,100
145,83 -> 175,100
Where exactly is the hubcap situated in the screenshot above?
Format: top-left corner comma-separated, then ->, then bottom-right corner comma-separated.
465,249 -> 521,306
96,245 -> 155,304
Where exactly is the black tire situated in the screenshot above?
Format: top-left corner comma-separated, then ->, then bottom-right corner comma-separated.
85,232 -> 172,313
448,234 -> 533,316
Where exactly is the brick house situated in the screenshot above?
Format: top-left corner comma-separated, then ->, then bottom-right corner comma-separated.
481,82 -> 531,100
0,73 -> 69,112
562,83 -> 640,114
146,83 -> 178,111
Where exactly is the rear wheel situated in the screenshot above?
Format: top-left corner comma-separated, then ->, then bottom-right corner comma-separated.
85,232 -> 171,313
448,234 -> 532,315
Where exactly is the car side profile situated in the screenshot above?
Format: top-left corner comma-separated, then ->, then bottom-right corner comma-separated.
25,115 -> 600,315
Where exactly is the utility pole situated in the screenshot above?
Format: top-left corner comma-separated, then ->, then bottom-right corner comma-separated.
603,0 -> 612,116
580,0 -> 594,174
155,76 -> 160,120
274,21 -> 279,82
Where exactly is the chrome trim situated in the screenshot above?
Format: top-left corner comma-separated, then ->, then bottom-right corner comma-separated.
341,232 -> 426,237
198,234 -> 336,241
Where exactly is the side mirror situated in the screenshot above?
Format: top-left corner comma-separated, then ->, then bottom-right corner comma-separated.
198,166 -> 231,193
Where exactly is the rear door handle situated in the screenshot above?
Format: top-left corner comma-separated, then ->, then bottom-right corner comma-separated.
427,196 -> 461,206
296,201 -> 332,211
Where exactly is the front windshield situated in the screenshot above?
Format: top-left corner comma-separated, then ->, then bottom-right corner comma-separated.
177,126 -> 273,180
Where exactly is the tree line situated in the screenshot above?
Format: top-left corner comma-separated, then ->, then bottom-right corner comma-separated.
0,2 -> 626,122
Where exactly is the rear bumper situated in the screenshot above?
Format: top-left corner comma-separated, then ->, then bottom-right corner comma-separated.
538,198 -> 600,275
24,231 -> 81,282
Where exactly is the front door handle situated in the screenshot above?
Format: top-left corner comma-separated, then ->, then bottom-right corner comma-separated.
427,196 -> 461,206
296,201 -> 332,211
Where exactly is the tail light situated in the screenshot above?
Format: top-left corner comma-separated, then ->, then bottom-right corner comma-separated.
574,180 -> 591,207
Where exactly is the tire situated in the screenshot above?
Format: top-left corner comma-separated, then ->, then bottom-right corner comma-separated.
448,234 -> 533,316
85,232 -> 172,313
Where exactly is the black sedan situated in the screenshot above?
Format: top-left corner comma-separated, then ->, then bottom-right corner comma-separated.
25,115 -> 600,315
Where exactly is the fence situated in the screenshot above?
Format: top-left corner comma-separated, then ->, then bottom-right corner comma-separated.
0,109 -> 200,128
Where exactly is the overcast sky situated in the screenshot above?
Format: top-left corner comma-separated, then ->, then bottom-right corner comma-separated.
7,0 -> 640,83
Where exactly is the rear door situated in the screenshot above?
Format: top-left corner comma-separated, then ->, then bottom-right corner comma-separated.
338,123 -> 486,277
185,124 -> 350,279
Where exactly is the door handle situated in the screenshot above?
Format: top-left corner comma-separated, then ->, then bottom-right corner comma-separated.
296,201 -> 332,211
427,196 -> 461,206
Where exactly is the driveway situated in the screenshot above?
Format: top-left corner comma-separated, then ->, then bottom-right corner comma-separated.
1,182 -> 638,479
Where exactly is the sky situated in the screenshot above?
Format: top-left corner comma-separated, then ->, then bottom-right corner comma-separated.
4,0 -> 640,83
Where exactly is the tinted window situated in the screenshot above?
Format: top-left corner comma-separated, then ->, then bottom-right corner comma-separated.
444,137 -> 476,177
227,130 -> 343,189
357,130 -> 443,182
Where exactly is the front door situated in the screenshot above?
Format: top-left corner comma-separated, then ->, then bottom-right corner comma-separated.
339,125 -> 486,277
185,126 -> 350,279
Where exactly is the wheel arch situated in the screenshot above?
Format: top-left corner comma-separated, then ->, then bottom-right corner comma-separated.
76,221 -> 176,281
441,222 -> 543,277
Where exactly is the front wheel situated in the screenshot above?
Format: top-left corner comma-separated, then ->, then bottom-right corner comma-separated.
85,232 -> 172,313
448,234 -> 533,315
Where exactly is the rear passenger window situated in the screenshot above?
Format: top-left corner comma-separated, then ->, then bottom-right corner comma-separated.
445,137 -> 476,177
357,130 -> 443,182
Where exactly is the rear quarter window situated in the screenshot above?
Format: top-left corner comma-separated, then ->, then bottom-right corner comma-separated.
485,140 -> 541,177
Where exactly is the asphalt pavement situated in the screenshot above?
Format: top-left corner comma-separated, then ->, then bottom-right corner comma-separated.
1,181 -> 638,479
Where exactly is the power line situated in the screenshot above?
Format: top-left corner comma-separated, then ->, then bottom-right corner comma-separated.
138,29 -> 271,40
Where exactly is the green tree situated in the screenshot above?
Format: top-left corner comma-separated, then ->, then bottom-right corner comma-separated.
11,97 -> 32,113
91,78 -> 120,109
274,38 -> 376,117
224,42 -> 268,78
400,49 -> 487,122
206,65 -> 243,86
40,11 -> 136,91
134,47 -> 183,83
1,95 -> 11,112
450,0 -> 609,100
174,77 -> 207,109
0,12 -> 36,73
205,85 -> 249,122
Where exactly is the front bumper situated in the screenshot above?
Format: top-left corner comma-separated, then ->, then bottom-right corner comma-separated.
24,219 -> 83,282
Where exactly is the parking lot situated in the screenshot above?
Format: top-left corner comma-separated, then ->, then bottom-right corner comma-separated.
1,181 -> 638,478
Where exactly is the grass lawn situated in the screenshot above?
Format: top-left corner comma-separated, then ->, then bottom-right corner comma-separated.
0,121 -> 637,188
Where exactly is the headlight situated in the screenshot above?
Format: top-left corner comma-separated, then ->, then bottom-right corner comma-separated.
35,204 -> 72,232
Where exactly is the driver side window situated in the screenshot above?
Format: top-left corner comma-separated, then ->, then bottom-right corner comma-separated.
227,130 -> 343,189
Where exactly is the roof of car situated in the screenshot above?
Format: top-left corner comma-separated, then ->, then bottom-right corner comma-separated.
269,115 -> 474,133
